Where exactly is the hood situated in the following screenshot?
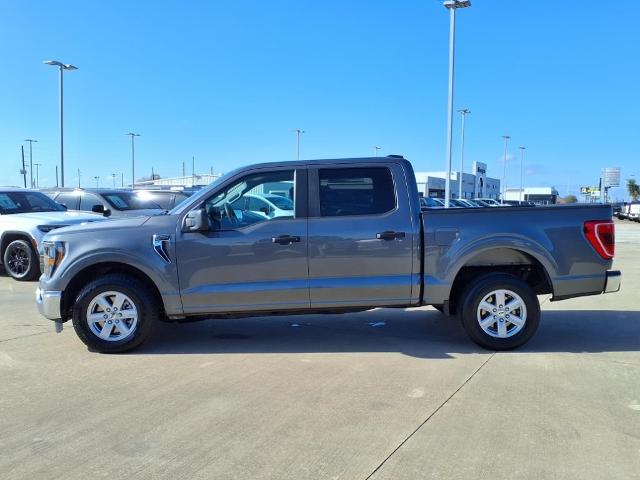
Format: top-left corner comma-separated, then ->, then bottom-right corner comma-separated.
111,208 -> 165,218
46,215 -> 151,238
3,211 -> 107,226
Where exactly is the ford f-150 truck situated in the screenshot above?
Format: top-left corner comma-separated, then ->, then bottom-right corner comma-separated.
36,156 -> 621,353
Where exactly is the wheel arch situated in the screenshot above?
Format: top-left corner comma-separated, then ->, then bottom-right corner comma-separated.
61,262 -> 165,321
0,231 -> 37,263
446,247 -> 553,316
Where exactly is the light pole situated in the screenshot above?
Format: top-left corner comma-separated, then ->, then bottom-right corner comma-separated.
501,135 -> 510,203
294,129 -> 305,160
519,146 -> 526,202
24,139 -> 38,188
111,173 -> 116,188
374,146 -> 381,157
43,60 -> 77,188
94,176 -> 100,188
33,163 -> 42,188
127,132 -> 140,188
77,169 -> 81,188
443,0 -> 471,208
457,108 -> 470,199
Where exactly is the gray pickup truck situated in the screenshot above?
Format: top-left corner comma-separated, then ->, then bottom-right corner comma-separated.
36,156 -> 621,353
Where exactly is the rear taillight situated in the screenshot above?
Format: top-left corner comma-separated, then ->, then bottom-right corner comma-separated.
583,220 -> 615,260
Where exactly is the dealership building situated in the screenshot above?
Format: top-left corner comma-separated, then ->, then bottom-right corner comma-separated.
415,161 -> 501,200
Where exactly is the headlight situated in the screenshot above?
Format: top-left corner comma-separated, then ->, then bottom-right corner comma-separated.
38,225 -> 67,233
42,241 -> 66,277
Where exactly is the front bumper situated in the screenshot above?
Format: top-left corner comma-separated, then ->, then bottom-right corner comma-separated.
604,270 -> 622,294
35,287 -> 62,320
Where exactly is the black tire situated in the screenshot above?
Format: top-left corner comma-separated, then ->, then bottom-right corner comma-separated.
3,239 -> 40,281
458,273 -> 540,350
72,274 -> 158,353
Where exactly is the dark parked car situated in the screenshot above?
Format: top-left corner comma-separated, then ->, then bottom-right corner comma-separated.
43,188 -> 165,218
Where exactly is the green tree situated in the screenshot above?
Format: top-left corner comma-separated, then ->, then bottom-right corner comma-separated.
628,178 -> 640,201
562,195 -> 577,204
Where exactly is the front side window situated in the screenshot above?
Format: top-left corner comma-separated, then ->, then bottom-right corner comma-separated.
318,167 -> 396,217
0,191 -> 66,214
203,170 -> 295,230
80,193 -> 103,211
103,192 -> 162,210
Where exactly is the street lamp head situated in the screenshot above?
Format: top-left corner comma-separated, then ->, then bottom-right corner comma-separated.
24,139 -> 38,143
502,135 -> 511,140
127,132 -> 141,137
444,0 -> 471,9
519,146 -> 526,150
458,108 -> 471,115
44,60 -> 78,70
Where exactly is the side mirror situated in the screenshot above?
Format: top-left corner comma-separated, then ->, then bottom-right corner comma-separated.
183,208 -> 209,232
259,206 -> 269,215
91,204 -> 105,214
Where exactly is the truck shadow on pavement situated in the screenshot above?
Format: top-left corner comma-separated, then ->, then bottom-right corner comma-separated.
132,308 -> 640,358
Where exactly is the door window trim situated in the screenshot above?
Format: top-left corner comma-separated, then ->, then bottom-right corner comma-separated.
183,167 -> 308,233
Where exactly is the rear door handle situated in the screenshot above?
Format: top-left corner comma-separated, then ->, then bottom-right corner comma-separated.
272,235 -> 301,245
376,231 -> 406,241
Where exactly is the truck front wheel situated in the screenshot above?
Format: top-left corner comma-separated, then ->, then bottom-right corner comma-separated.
458,273 -> 540,350
71,274 -> 158,353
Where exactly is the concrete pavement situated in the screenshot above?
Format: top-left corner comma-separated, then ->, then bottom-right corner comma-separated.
1,223 -> 639,479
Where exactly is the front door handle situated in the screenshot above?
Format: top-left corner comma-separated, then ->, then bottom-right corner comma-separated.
376,231 -> 406,241
272,235 -> 301,245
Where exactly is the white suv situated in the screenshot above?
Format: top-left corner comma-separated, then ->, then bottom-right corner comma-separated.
0,188 -> 107,280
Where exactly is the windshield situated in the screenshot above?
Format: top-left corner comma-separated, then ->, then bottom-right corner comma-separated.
103,192 -> 162,210
0,191 -> 66,214
266,195 -> 293,210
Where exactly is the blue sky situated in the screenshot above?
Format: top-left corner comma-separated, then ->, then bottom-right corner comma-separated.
1,0 -> 638,200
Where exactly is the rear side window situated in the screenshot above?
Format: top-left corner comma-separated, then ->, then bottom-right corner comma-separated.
319,167 -> 396,217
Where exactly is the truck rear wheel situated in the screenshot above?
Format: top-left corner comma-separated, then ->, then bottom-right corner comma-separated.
458,273 -> 540,350
71,274 -> 158,353
3,239 -> 40,281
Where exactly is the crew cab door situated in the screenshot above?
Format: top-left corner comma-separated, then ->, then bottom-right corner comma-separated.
176,168 -> 309,314
307,163 -> 416,308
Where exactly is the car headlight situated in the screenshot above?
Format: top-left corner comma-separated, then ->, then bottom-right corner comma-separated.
38,224 -> 67,233
42,241 -> 66,277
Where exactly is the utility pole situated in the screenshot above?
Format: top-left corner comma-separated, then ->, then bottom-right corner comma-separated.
182,160 -> 185,178
501,135 -> 511,203
443,0 -> 471,208
34,163 -> 42,188
121,172 -> 124,188
77,168 -> 81,188
55,166 -> 59,187
519,146 -> 526,202
192,156 -> 195,186
294,129 -> 305,160
457,108 -> 470,199
24,139 -> 38,188
20,146 -> 27,188
127,132 -> 140,189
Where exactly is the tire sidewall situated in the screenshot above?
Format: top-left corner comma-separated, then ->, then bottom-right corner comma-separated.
3,239 -> 39,281
460,274 -> 540,350
72,276 -> 155,353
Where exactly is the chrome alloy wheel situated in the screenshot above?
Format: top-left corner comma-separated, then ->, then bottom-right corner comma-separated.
476,289 -> 527,339
86,291 -> 138,342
